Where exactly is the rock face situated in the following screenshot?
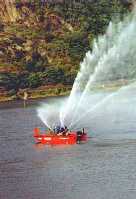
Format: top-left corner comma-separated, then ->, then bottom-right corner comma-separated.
0,0 -> 18,22
0,0 -> 131,102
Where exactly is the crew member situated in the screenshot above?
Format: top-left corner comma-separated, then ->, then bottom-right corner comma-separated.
55,125 -> 61,134
76,131 -> 83,144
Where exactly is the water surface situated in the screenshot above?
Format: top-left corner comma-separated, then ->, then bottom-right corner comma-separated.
1,97 -> 136,199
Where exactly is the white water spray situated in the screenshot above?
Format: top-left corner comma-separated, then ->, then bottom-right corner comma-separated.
61,10 -> 136,128
37,9 -> 136,136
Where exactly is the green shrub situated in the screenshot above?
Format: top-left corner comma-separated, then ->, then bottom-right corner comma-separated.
28,73 -> 42,88
67,31 -> 89,60
24,52 -> 48,72
42,67 -> 65,84
0,73 -> 20,91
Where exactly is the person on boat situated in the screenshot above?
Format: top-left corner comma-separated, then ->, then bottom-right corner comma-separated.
59,126 -> 69,136
58,126 -> 66,135
65,126 -> 68,132
53,125 -> 62,135
76,131 -> 83,144
55,125 -> 61,134
60,126 -> 65,133
53,125 -> 69,136
76,128 -> 86,143
82,128 -> 85,134
64,126 -> 69,136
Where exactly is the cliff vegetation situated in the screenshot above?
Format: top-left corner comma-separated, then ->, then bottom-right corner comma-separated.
0,0 -> 132,101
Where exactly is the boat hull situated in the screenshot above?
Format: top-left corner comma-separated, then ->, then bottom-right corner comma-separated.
33,128 -> 88,145
34,133 -> 77,145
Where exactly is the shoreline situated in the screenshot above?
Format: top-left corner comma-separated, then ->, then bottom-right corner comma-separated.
0,92 -> 70,109
0,85 -> 72,103
0,79 -> 133,104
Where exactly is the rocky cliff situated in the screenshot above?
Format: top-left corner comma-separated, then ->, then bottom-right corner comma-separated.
0,0 -> 131,101
0,0 -> 18,22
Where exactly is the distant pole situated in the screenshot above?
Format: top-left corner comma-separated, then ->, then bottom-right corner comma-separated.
23,91 -> 28,108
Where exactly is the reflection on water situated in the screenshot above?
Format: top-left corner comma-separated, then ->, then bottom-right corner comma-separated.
1,96 -> 136,199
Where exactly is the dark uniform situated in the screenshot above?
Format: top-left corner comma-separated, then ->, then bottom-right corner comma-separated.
76,131 -> 83,144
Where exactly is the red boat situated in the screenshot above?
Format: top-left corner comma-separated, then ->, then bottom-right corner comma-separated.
33,128 -> 88,145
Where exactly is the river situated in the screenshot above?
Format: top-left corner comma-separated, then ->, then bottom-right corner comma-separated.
1,96 -> 136,199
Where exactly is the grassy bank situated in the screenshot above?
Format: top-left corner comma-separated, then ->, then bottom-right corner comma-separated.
0,85 -> 72,102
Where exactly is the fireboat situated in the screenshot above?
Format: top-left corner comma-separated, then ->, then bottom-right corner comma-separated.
33,126 -> 88,145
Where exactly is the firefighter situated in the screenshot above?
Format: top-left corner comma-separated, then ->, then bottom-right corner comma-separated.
76,131 -> 83,144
